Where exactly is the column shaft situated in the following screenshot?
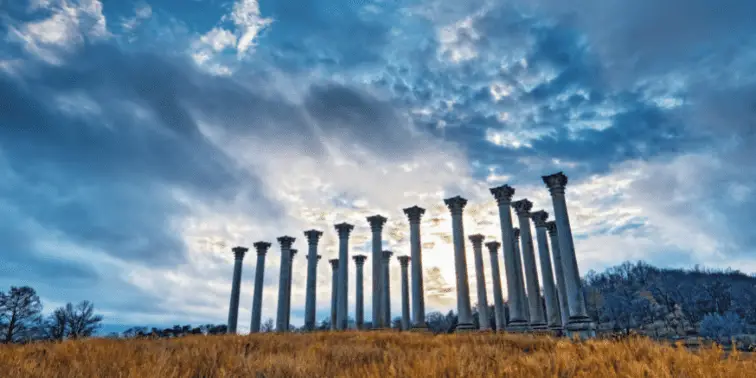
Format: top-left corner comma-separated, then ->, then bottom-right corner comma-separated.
382,251 -> 393,327
404,206 -> 427,330
285,250 -> 296,330
513,200 -> 547,330
398,256 -> 411,331
444,196 -> 474,331
354,255 -> 367,330
335,223 -> 354,330
250,243 -> 270,333
304,230 -> 322,331
532,211 -> 562,332
547,222 -> 571,328
486,242 -> 506,331
367,216 -> 387,328
470,235 -> 490,330
513,229 -> 531,323
490,185 -> 528,330
227,246 -> 247,334
543,172 -> 595,337
276,237 -> 295,332
329,259 -> 339,331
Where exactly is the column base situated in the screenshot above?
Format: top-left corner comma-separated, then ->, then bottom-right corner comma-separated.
529,322 -> 548,331
505,319 -> 531,333
454,323 -> 477,333
549,324 -> 565,337
410,324 -> 430,332
565,316 -> 596,339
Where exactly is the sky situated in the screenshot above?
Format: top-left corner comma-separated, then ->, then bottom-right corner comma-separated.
1,0 -> 755,334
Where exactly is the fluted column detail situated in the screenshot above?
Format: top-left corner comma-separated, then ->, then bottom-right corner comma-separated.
444,196 -> 475,332
512,199 -> 547,330
250,242 -> 271,333
485,241 -> 506,331
381,250 -> 393,328
513,228 -> 530,323
367,215 -> 387,328
397,255 -> 411,330
403,206 -> 427,330
469,234 -> 490,331
490,185 -> 528,331
543,172 -> 595,337
329,258 -> 339,331
353,255 -> 367,330
531,210 -> 562,333
303,230 -> 323,331
227,246 -> 248,334
285,249 -> 297,331
276,236 -> 295,332
547,221 -> 570,329
335,223 -> 354,330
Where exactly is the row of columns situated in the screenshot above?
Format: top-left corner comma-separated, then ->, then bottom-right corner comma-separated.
226,172 -> 594,337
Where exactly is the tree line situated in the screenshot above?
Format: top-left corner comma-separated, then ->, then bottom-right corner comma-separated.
0,286 -> 103,343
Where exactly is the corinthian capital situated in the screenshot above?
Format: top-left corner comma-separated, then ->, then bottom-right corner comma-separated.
489,185 -> 515,205
304,230 -> 323,245
545,221 -> 558,235
232,246 -> 248,260
253,241 -> 271,256
542,172 -> 568,195
366,215 -> 388,231
277,236 -> 296,249
397,255 -> 410,266
444,195 -> 468,215
353,254 -> 367,266
334,222 -> 355,237
485,241 -> 501,253
530,210 -> 549,228
511,199 -> 533,217
468,234 -> 485,246
403,206 -> 425,223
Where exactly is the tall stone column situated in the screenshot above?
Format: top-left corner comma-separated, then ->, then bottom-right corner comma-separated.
285,249 -> 297,331
353,255 -> 367,330
227,246 -> 248,334
542,172 -> 595,337
335,223 -> 354,330
444,196 -> 475,332
531,211 -> 562,333
513,228 -> 530,323
276,236 -> 295,332
367,215 -> 387,328
329,258 -> 339,331
485,241 -> 506,332
397,255 -> 411,331
381,250 -> 393,328
468,234 -> 490,331
250,242 -> 271,333
489,185 -> 528,331
511,199 -> 547,330
546,221 -> 570,329
403,206 -> 427,331
304,230 -> 323,331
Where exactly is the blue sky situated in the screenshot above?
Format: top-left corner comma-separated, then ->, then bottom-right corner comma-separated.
1,0 -> 755,334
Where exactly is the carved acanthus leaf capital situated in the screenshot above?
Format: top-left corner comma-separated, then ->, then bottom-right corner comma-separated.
277,236 -> 296,248
545,221 -> 558,235
366,215 -> 388,231
511,199 -> 533,216
329,259 -> 339,268
542,172 -> 568,194
352,255 -> 367,265
382,250 -> 394,260
289,249 -> 298,258
490,185 -> 515,205
403,206 -> 426,223
530,210 -> 549,228
253,241 -> 271,255
485,241 -> 501,253
513,228 -> 520,239
397,255 -> 411,266
444,195 -> 468,214
232,246 -> 248,260
468,234 -> 485,246
304,230 -> 323,244
334,222 -> 355,237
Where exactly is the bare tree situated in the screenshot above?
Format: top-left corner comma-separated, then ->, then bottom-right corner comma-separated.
261,318 -> 275,332
0,286 -> 43,343
63,301 -> 103,339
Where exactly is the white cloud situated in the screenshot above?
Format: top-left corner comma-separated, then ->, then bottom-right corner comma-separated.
121,3 -> 153,31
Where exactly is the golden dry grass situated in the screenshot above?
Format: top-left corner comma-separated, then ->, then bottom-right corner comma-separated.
0,332 -> 754,377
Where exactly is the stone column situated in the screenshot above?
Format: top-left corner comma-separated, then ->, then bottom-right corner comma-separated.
335,223 -> 354,330
250,242 -> 271,333
531,210 -> 562,333
490,185 -> 528,331
397,255 -> 411,331
353,255 -> 367,330
511,199 -> 547,330
227,246 -> 248,334
329,258 -> 339,331
303,230 -> 323,331
546,221 -> 570,329
542,172 -> 595,337
485,241 -> 506,332
403,206 -> 427,331
367,215 -> 387,328
443,196 -> 475,332
468,234 -> 490,331
276,236 -> 295,332
285,249 -> 297,331
381,250 -> 393,328
513,228 -> 530,323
